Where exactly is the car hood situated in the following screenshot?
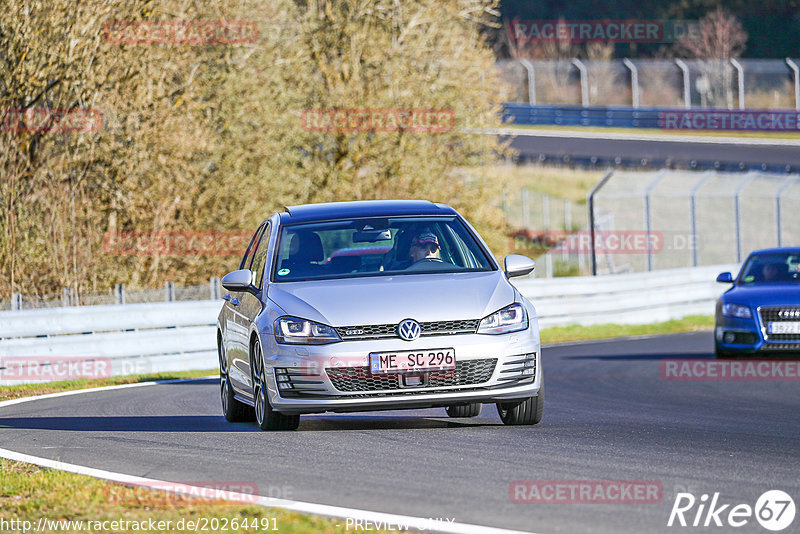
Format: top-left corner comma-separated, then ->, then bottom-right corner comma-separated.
267,271 -> 515,326
723,284 -> 800,306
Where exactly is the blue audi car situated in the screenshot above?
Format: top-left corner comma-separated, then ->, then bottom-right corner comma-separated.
715,248 -> 800,358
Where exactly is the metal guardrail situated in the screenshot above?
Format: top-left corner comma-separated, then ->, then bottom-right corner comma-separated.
502,103 -> 800,131
0,264 -> 737,384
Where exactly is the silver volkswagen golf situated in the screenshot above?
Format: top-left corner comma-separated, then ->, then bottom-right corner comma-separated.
217,200 -> 542,430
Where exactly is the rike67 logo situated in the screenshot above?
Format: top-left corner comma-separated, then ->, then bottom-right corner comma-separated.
668,490 -> 795,531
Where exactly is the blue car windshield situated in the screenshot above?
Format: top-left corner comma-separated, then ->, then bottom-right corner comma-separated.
738,252 -> 800,284
271,216 -> 495,282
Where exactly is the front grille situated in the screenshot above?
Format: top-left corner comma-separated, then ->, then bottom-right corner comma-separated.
326,358 -> 497,393
759,307 -> 800,342
336,319 -> 480,341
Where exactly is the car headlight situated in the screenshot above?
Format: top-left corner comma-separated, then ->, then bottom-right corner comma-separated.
477,303 -> 528,335
721,303 -> 752,319
274,316 -> 341,344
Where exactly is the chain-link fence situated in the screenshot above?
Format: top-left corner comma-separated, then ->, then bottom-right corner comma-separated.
499,58 -> 800,109
587,170 -> 800,275
1,278 -> 222,311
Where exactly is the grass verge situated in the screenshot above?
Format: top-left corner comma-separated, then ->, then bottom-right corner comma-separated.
0,458 -> 370,533
540,314 -> 714,345
0,369 -> 217,402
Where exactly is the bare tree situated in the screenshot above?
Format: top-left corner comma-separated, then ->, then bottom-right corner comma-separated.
673,7 -> 748,108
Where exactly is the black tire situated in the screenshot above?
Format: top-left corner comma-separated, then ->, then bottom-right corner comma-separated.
219,335 -> 253,422
446,403 -> 481,418
497,385 -> 544,426
251,339 -> 300,431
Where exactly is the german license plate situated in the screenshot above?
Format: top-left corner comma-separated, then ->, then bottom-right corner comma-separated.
369,349 -> 455,374
768,322 -> 800,334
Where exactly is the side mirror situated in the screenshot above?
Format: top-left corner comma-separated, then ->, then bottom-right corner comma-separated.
504,254 -> 536,278
716,272 -> 733,283
221,269 -> 254,292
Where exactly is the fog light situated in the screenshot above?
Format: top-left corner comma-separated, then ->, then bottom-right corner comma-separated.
723,332 -> 736,344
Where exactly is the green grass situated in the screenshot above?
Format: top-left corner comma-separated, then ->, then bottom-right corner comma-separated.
475,164 -> 601,204
504,124 -> 800,140
0,369 -> 217,402
540,315 -> 714,344
0,458 -> 373,533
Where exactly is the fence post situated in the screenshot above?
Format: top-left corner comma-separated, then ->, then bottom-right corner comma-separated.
114,284 -> 126,305
733,173 -> 756,263
519,59 -> 537,105
543,194 -> 552,277
644,170 -> 668,272
209,277 -> 221,300
587,170 -> 614,276
622,58 -> 639,108
689,171 -> 713,267
786,58 -> 800,110
165,281 -> 175,302
11,292 -> 22,311
675,59 -> 691,109
730,58 -> 745,109
775,176 -> 795,247
571,58 -> 589,107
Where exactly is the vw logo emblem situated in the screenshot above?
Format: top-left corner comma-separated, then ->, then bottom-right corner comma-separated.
397,319 -> 421,341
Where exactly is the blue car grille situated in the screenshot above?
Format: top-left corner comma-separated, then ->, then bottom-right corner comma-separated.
759,307 -> 800,342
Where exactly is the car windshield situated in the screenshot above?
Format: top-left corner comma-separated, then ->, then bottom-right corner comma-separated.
272,216 -> 494,282
738,252 -> 800,285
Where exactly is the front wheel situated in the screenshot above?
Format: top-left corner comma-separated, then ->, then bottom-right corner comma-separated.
446,403 -> 481,418
219,337 -> 253,422
497,385 -> 544,426
252,340 -> 300,431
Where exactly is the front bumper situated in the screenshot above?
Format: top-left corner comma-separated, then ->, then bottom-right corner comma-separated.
716,310 -> 800,355
260,330 -> 541,415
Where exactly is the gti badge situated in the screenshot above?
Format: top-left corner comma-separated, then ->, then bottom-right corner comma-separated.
397,319 -> 422,341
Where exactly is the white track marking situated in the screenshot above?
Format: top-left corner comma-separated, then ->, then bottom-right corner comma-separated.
0,379 -> 538,534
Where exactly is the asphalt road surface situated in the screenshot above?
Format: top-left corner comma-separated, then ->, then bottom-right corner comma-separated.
1,332 -> 798,533
506,132 -> 800,169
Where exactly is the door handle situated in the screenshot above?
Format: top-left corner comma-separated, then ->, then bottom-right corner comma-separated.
222,294 -> 232,301
230,298 -> 240,306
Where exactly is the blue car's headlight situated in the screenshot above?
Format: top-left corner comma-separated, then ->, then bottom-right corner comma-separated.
274,316 -> 341,344
477,303 -> 528,335
721,303 -> 752,319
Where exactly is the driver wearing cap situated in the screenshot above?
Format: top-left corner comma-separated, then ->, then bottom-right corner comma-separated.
409,232 -> 442,264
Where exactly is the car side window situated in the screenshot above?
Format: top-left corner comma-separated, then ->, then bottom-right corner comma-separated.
239,223 -> 266,271
250,223 -> 271,289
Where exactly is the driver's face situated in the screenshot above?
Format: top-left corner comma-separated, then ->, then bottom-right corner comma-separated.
410,243 -> 438,262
